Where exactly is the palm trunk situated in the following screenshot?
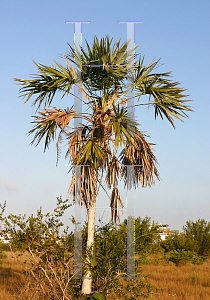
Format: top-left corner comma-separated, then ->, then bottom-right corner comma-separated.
81,206 -> 96,294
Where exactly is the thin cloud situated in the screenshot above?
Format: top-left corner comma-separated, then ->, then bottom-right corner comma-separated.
0,178 -> 19,191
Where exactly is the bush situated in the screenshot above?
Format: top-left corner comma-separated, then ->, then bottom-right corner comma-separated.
161,219 -> 210,257
136,252 -> 151,265
183,219 -> 210,256
80,220 -> 152,299
167,249 -> 207,266
160,232 -> 186,252
86,221 -> 126,294
1,198 -> 153,299
129,216 -> 161,254
3,197 -> 75,300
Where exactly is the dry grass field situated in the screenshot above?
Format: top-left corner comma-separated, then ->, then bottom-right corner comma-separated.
0,251 -> 26,300
140,259 -> 210,299
0,249 -> 209,299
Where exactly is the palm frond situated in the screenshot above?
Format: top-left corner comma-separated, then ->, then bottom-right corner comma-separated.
105,156 -> 123,189
134,56 -> 193,128
65,126 -> 86,161
67,164 -> 98,209
110,187 -> 123,224
72,138 -> 107,168
28,107 -> 75,151
120,131 -> 160,188
109,103 -> 137,149
14,61 -> 75,110
66,35 -> 137,92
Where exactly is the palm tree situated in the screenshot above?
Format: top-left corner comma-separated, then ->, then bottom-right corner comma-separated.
14,36 -> 192,294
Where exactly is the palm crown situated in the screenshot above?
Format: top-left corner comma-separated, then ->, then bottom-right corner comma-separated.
14,36 -> 192,224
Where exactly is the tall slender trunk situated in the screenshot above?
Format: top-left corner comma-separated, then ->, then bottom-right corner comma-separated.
81,206 -> 96,294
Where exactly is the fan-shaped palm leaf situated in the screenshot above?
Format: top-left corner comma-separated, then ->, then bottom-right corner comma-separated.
66,35 -> 137,92
14,61 -> 75,110
134,56 -> 193,128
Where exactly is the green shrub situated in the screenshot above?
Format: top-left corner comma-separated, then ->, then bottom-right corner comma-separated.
127,217 -> 161,255
1,198 -> 153,299
190,253 -> 206,265
160,232 -> 186,252
90,292 -> 105,300
183,219 -> 210,256
2,197 -> 75,300
80,220 -> 152,299
161,219 -> 210,256
167,249 -> 207,266
86,222 -> 126,294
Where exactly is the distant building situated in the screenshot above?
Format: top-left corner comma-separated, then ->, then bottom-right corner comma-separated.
148,224 -> 179,241
158,226 -> 179,241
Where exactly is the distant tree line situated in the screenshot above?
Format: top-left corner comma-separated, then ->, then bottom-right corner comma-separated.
160,219 -> 210,256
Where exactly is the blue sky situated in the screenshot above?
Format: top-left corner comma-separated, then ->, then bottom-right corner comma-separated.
0,0 -> 210,233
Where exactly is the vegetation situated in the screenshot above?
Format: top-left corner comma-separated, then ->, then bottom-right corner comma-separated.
0,242 -> 6,264
0,198 -> 209,299
166,249 -> 207,266
0,198 -> 154,299
1,251 -> 209,300
14,35 -> 192,294
160,219 -> 210,256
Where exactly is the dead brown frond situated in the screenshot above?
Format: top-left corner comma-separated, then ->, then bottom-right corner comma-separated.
105,156 -> 123,189
110,187 -> 123,224
65,126 -> 86,162
120,131 -> 160,188
67,164 -> 98,210
91,108 -> 112,140
81,165 -> 97,209
56,131 -> 63,167
35,106 -> 75,131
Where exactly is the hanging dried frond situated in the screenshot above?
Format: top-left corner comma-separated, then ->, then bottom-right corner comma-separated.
56,131 -> 63,167
110,187 -> 123,224
81,165 -> 98,209
67,164 -> 98,210
105,156 -> 123,189
120,131 -> 160,188
65,126 -> 86,161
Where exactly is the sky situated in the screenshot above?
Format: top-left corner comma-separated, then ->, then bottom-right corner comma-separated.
0,0 -> 210,234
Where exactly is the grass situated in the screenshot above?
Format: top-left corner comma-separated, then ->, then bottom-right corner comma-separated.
0,250 -> 26,300
0,248 -> 209,299
138,255 -> 210,300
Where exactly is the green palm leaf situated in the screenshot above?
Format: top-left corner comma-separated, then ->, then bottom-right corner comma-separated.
134,56 -> 193,128
14,61 -> 75,110
66,35 -> 137,92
